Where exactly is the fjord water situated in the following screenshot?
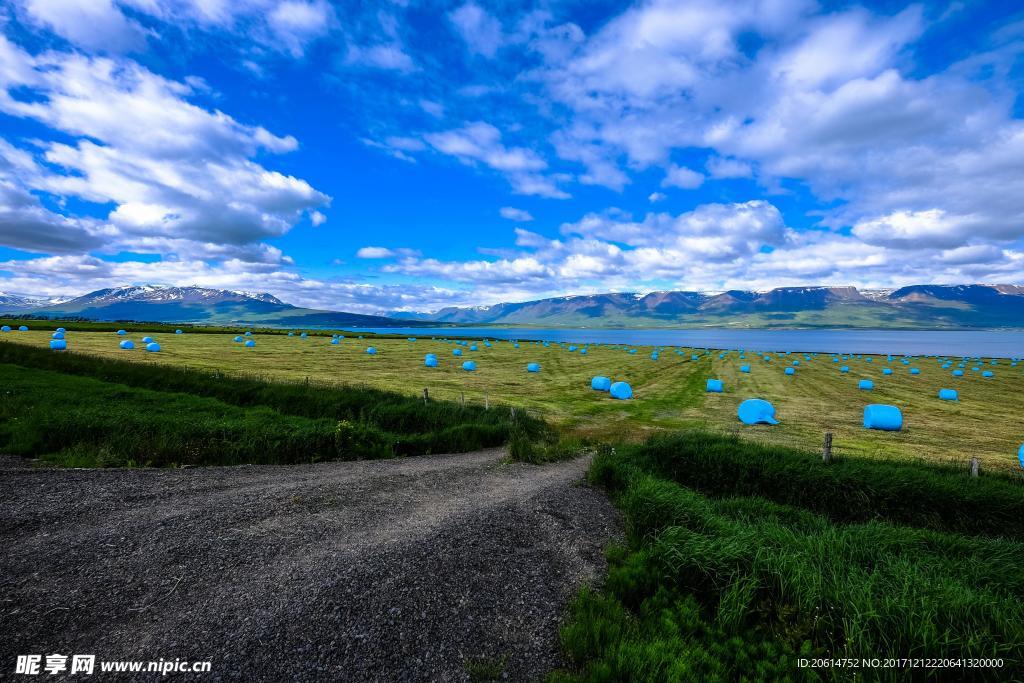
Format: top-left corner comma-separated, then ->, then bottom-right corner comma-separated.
358,327 -> 1023,358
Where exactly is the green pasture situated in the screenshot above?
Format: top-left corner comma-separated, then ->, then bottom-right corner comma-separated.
4,327 -> 1022,472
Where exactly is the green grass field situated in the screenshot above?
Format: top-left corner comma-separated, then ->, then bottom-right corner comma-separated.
4,327 -> 1021,472
551,434 -> 1024,681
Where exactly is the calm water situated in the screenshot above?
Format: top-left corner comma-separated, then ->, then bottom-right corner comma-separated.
355,327 -> 1024,359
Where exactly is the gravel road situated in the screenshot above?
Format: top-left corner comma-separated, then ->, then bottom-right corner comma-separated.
0,451 -> 620,682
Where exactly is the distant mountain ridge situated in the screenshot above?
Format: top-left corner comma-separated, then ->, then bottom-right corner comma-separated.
388,284 -> 1024,329
3,285 -> 420,328
4,283 -> 1023,329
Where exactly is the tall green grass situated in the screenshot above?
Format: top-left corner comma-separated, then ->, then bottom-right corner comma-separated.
594,431 -> 1024,540
552,434 -> 1024,681
0,342 -> 547,458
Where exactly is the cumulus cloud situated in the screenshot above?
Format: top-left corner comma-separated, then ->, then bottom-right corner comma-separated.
499,207 -> 534,222
661,165 -> 704,189
0,37 -> 328,262
449,2 -> 505,58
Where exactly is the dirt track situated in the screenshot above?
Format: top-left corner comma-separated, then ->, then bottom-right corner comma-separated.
0,451 -> 620,681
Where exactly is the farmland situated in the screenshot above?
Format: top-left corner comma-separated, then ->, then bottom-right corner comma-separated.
2,326 -> 1022,473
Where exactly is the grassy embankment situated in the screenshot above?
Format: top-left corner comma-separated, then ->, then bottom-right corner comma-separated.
4,326 -> 1022,471
0,342 -> 546,467
551,431 -> 1024,682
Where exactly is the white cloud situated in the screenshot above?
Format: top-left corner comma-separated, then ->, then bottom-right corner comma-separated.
425,122 -> 567,198
267,0 -> 335,58
499,207 -> 534,222
648,192 -> 666,203
705,156 -> 752,179
356,246 -> 396,259
661,165 -> 704,189
449,2 -> 504,58
17,0 -> 149,52
0,38 -> 328,262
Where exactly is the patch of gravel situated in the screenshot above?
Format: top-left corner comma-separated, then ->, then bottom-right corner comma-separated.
0,450 -> 621,681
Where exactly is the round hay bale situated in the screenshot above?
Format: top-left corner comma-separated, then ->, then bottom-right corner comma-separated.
952,369 -> 964,377
245,340 -> 256,348
424,353 -> 438,367
740,364 -> 750,373
938,388 -> 958,401
909,368 -> 920,375
527,362 -> 540,373
883,368 -> 893,375
706,379 -> 723,393
462,360 -> 477,372
234,336 -> 244,343
982,370 -> 994,378
591,376 -> 611,392
49,339 -> 67,351
609,381 -> 633,400
737,398 -> 779,425
18,325 -> 29,331
453,348 -> 463,357
142,336 -> 154,344
119,340 -> 135,350
146,342 -> 161,353
784,367 -> 795,375
51,331 -> 65,340
863,404 -> 902,431
117,329 -> 127,336
175,329 -> 183,335
366,347 -> 377,355
858,379 -> 874,390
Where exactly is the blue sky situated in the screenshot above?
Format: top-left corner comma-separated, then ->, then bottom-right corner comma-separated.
0,0 -> 1022,313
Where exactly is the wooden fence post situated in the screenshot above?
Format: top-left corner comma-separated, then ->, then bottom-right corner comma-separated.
422,388 -> 429,404
822,432 -> 833,464
485,394 -> 489,410
970,458 -> 980,477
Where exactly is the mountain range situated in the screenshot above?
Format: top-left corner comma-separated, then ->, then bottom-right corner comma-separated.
0,286 -> 420,328
388,284 -> 1024,329
2,284 -> 1023,329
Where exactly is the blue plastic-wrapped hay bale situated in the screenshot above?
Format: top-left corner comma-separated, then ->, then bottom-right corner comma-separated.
938,388 -> 958,401
527,362 -> 540,373
737,398 -> 779,425
1019,444 -> 1024,469
462,360 -> 477,372
650,352 -> 659,360
425,353 -> 438,367
175,329 -> 183,335
245,340 -> 256,348
882,368 -> 893,375
244,331 -> 252,337
470,344 -> 478,352
863,404 -> 902,431
952,369 -> 964,377
858,379 -> 874,391
609,381 -> 633,400
50,339 -> 67,351
909,368 -> 920,375
233,336 -> 244,343
982,370 -> 994,378
840,365 -> 849,373
591,376 -> 611,392
580,348 -> 588,355
0,326 -> 10,332
18,325 -> 28,331
51,331 -> 65,340
784,367 -> 795,375
331,338 -> 339,345
740,364 -> 750,373
706,379 -> 723,393
366,347 -> 377,355
55,327 -> 65,333
300,332 -> 308,338
142,336 -> 154,344
146,342 -> 161,353
453,348 -> 463,357
117,329 -> 127,336
119,340 -> 135,350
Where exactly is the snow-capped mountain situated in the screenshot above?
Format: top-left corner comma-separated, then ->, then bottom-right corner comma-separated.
0,292 -> 69,312
17,285 -> 419,328
386,285 -> 1024,328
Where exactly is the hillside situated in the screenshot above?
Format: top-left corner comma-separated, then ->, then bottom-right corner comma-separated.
390,285 -> 1024,329
7,285 -> 421,328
